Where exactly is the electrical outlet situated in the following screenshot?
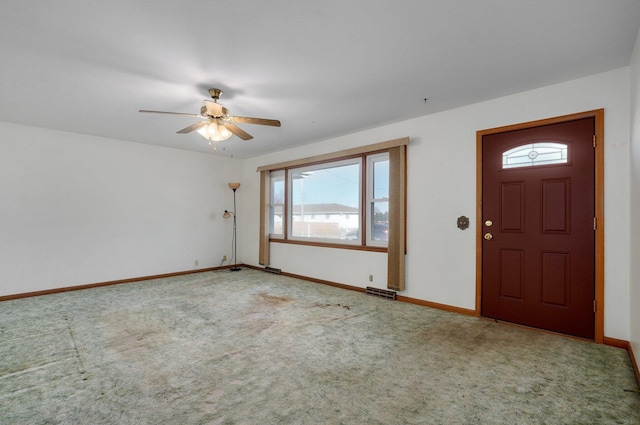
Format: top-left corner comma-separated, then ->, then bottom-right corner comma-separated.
223,255 -> 227,262
194,260 -> 199,266
369,275 -> 373,282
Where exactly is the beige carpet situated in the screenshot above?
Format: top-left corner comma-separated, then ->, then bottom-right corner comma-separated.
1,269 -> 638,424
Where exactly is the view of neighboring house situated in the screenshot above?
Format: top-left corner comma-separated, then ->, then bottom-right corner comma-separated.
271,202 -> 389,241
272,203 -> 359,239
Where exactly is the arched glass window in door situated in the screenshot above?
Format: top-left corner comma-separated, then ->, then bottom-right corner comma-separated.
502,142 -> 568,169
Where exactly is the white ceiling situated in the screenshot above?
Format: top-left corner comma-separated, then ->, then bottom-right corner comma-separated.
2,1 -> 639,158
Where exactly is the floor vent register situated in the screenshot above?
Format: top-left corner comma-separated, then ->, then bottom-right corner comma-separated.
365,286 -> 397,300
264,267 -> 282,275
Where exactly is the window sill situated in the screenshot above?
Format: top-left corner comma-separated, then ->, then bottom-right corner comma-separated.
269,238 -> 387,253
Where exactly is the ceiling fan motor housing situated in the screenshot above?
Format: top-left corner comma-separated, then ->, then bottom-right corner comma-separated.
209,88 -> 222,100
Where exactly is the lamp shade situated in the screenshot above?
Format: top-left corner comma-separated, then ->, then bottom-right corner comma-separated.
228,183 -> 241,190
197,121 -> 232,141
223,210 -> 232,219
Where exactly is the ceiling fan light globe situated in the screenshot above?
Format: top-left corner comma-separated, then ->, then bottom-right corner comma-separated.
219,125 -> 232,139
197,122 -> 232,142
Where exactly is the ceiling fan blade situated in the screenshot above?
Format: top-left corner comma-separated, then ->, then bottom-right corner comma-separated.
223,123 -> 253,140
176,120 -> 209,134
139,109 -> 201,117
231,116 -> 281,127
204,100 -> 224,117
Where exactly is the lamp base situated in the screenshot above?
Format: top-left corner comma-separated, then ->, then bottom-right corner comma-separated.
230,267 -> 241,272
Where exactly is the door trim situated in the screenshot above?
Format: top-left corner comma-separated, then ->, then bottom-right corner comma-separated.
475,109 -> 604,343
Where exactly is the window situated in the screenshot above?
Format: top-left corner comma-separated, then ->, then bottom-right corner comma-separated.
502,142 -> 568,169
366,153 -> 389,246
276,155 -> 384,246
269,170 -> 285,238
265,153 -> 391,248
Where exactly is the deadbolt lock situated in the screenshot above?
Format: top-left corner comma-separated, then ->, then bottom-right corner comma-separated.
485,220 -> 493,227
484,233 -> 493,240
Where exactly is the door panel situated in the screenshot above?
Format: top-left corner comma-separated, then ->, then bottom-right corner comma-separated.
541,252 -> 569,306
500,249 -> 524,299
541,179 -> 570,232
501,182 -> 524,231
481,117 -> 595,339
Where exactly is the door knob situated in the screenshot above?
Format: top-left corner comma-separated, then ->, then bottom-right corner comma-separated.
484,233 -> 493,240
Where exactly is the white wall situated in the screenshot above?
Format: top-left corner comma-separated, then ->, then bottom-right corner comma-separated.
242,68 -> 631,340
629,28 -> 640,373
0,122 -> 241,296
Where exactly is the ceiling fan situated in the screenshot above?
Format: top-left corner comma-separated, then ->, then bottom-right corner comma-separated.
139,88 -> 281,145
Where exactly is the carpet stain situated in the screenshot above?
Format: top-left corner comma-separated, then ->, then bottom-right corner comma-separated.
254,293 -> 292,305
309,302 -> 351,310
205,388 -> 225,403
99,310 -> 175,359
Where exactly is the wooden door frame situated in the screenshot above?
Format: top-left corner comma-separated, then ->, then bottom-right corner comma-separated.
475,109 -> 605,343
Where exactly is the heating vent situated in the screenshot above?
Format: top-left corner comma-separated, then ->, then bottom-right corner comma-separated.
365,286 -> 396,300
264,266 -> 281,275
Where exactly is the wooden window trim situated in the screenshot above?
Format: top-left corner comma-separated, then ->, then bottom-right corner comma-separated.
256,137 -> 409,172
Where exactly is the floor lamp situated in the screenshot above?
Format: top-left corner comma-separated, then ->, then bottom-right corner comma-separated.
223,182 -> 241,271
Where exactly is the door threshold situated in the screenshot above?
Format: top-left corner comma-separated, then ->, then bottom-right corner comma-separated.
480,316 -> 595,343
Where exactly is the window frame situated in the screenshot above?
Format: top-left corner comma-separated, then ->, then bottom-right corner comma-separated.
267,151 -> 389,251
365,153 -> 390,247
269,169 -> 285,239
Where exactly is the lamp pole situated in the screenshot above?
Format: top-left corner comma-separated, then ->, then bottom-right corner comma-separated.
225,182 -> 241,271
230,187 -> 240,271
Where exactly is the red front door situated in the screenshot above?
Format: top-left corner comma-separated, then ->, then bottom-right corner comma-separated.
481,117 -> 596,339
